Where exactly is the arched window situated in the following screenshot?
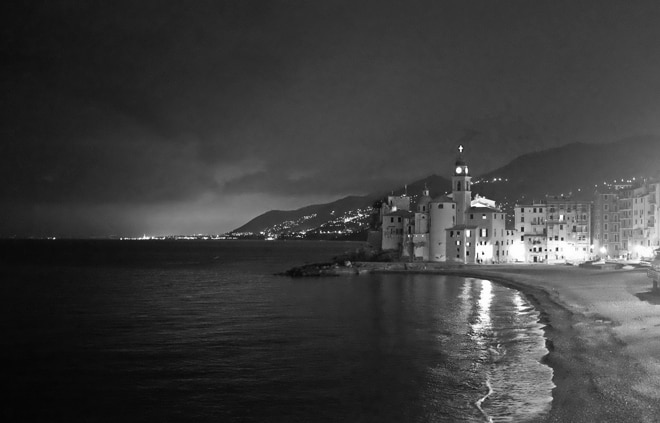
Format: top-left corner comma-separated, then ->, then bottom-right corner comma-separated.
457,181 -> 462,191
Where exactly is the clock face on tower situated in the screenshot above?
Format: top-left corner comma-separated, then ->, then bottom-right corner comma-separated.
455,166 -> 462,174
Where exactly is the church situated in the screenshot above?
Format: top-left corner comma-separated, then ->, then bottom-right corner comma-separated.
378,146 -> 518,264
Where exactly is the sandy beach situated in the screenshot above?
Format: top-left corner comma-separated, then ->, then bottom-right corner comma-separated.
395,264 -> 660,422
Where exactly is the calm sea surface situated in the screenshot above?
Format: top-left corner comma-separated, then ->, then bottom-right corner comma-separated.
0,240 -> 553,422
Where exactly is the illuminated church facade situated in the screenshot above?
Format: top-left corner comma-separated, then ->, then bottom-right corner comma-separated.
379,146 -> 518,263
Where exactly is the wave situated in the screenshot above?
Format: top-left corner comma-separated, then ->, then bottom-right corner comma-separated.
475,376 -> 494,423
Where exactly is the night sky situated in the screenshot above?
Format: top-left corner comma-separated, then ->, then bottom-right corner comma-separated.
3,0 -> 660,237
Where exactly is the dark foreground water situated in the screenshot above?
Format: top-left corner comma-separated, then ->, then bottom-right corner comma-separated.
0,240 -> 553,422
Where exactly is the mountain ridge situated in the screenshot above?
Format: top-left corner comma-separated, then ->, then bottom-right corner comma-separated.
230,136 -> 660,239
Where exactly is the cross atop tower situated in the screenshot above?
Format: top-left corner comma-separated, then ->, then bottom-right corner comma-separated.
458,144 -> 464,153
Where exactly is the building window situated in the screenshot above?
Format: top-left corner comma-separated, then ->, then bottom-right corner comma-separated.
470,214 -> 474,219
521,216 -> 525,223
391,217 -> 394,223
466,230 -> 472,237
480,229 -> 487,237
456,240 -> 461,246
452,204 -> 455,209
521,208 -> 525,213
398,217 -> 401,222
439,204 -> 443,209
482,214 -> 487,219
539,208 -> 543,213
450,231 -> 454,237
520,226 -> 524,232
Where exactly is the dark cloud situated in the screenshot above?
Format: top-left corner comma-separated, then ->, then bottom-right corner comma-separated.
3,0 -> 660,235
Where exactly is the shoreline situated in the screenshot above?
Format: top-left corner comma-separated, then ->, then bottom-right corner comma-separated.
355,263 -> 660,422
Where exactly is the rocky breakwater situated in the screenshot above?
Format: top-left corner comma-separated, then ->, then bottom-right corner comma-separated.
279,261 -> 360,277
279,261 -> 468,277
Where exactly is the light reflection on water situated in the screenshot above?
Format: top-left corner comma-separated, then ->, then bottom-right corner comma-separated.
1,241 -> 554,422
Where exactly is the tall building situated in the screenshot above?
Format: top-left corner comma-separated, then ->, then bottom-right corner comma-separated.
514,197 -> 592,263
593,180 -> 659,259
515,202 -> 548,263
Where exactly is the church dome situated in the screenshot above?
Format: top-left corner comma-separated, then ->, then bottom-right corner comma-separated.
417,193 -> 432,211
431,194 -> 453,203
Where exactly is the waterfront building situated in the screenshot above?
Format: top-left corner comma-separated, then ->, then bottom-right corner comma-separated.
593,180 -> 659,259
381,146 -> 516,264
514,197 -> 592,263
515,202 -> 548,263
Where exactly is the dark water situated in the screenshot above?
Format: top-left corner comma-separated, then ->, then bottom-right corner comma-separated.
0,240 -> 553,422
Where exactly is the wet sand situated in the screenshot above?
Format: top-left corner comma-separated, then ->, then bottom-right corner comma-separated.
420,265 -> 660,422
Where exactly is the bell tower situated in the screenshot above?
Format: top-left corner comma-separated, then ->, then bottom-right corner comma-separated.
452,145 -> 472,225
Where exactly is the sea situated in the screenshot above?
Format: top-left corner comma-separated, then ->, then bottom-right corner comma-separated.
0,240 -> 554,422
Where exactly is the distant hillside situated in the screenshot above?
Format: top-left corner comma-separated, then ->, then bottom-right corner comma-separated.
231,175 -> 451,238
230,136 -> 660,239
472,135 -> 660,203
